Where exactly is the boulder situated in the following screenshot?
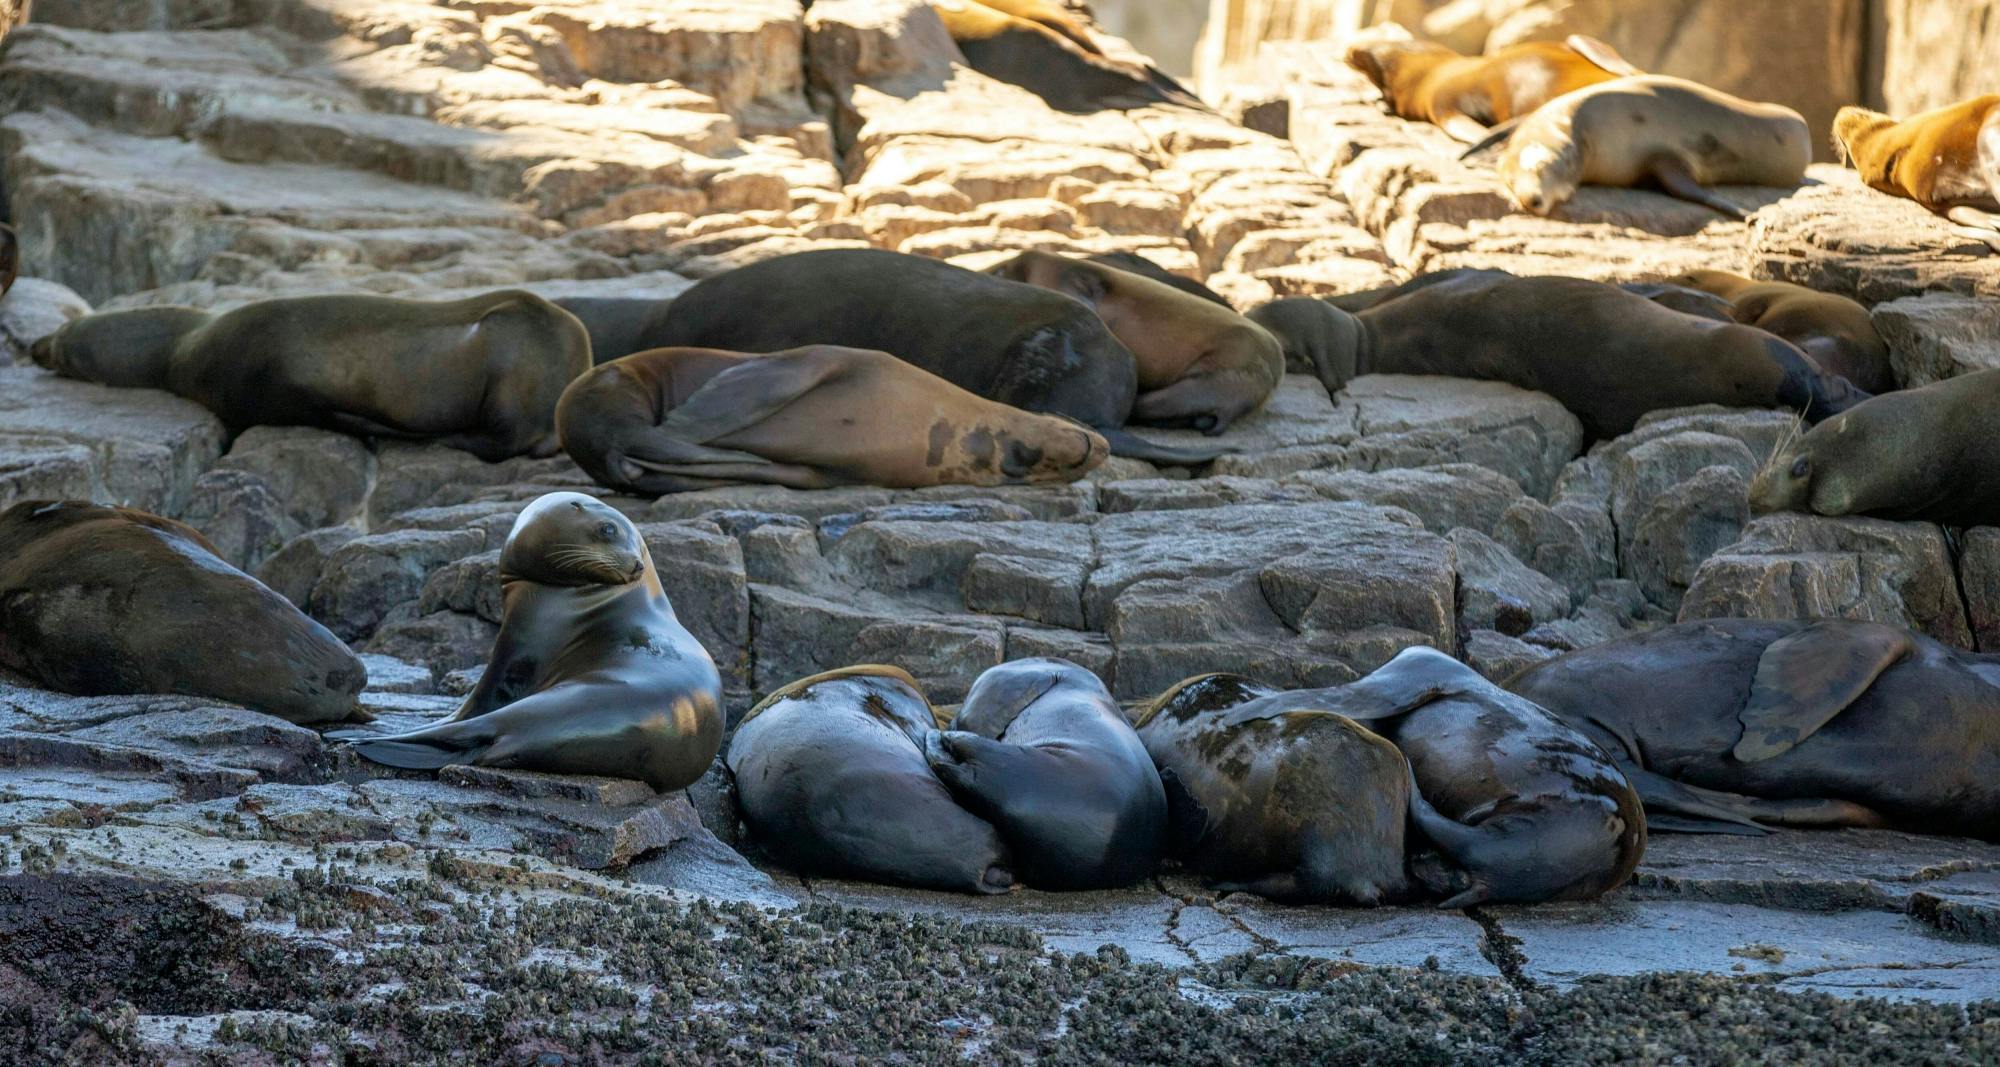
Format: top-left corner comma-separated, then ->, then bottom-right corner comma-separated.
1959,528 -> 2000,654
178,468 -> 303,573
1448,528 -> 1571,637
212,426 -> 373,530
1873,293 -> 2000,388
308,528 -> 486,643
0,278 -> 89,366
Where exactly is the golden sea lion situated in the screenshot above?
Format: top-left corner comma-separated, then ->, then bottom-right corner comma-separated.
933,0 -> 1207,113
1661,270 -> 1894,394
1347,34 -> 1638,143
1834,96 -> 2000,252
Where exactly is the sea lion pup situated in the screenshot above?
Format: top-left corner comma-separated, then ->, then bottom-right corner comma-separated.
933,0 -> 1208,114
1347,35 -> 1638,143
0,500 -> 365,725
925,658 -> 1166,890
1132,674 -> 1413,905
557,345 -> 1107,494
1657,270 -> 1894,394
1749,368 -> 2000,527
30,291 -> 590,461
1834,96 -> 2000,252
727,665 -> 1014,894
341,493 -> 723,792
1234,647 -> 1644,908
1507,619 -> 2000,840
1244,270 -> 1870,438
986,250 -> 1284,433
1085,252 -> 1232,308
648,248 -> 1220,465
1469,75 -> 1810,218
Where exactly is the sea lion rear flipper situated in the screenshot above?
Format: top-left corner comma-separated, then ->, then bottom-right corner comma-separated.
1157,767 -> 1214,850
1332,646 -> 1474,723
1735,621 -> 1912,761
1645,154 -> 1748,219
657,351 -> 850,445
1095,426 -> 1232,466
1564,34 -> 1641,77
1619,764 -> 1770,835
1437,113 -> 1493,145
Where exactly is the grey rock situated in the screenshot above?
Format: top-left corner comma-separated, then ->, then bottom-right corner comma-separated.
1338,374 -> 1584,498
1448,528 -> 1571,637
1462,629 -> 1557,683
1290,463 -> 1525,536
308,527 -> 486,642
418,550 -> 504,624
1622,465 -> 1752,613
1522,581 -> 1668,653
1003,626 -> 1115,680
213,425 -> 373,529
366,443 -> 582,526
355,654 -> 434,695
0,433 -> 99,513
64,706 -> 330,784
1873,292 -> 2000,388
361,608 -> 498,680
1493,496 -> 1612,603
178,468 -> 302,572
255,526 -> 360,609
818,499 -> 1035,542
1957,528 -> 2000,653
0,366 -> 225,515
0,277 -> 89,366
963,553 -> 1090,629
749,585 -> 1003,701
741,522 -> 831,587
826,519 -> 1092,607
1098,476 -> 1315,513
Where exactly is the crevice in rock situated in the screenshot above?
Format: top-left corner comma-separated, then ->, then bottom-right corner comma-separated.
1464,906 -> 1534,991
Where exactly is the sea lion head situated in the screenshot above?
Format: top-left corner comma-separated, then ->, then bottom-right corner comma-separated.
501,491 -> 648,587
1500,133 -> 1581,215
28,306 -> 207,387
1749,415 -> 1861,517
1245,297 -> 1364,388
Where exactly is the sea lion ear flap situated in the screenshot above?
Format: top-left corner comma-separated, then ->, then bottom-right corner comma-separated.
1735,621 -> 1913,762
1565,34 -> 1640,77
1334,646 -> 1474,722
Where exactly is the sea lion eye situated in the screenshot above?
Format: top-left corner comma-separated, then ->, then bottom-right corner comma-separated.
1789,456 -> 1811,478
596,521 -> 619,540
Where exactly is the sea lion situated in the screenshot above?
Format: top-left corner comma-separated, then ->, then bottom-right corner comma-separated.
1657,270 -> 1893,394
557,345 -> 1106,494
1231,647 -> 1645,908
341,493 -> 723,792
0,223 -> 16,298
1347,35 -> 1638,143
933,0 -> 1207,114
30,291 -> 590,461
986,250 -> 1284,433
1245,270 -> 1870,438
554,295 -> 671,367
645,248 -> 1217,464
0,500 -> 365,725
925,658 -> 1166,890
1749,368 -> 2000,527
1085,252 -> 1232,308
1133,673 -> 1413,905
726,664 -> 1015,894
1506,618 -> 2000,840
1834,96 -> 2000,252
1472,75 -> 1810,218
1617,281 -> 1737,322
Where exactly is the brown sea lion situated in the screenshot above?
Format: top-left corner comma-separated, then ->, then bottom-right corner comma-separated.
1472,75 -> 1810,218
554,295 -> 672,367
1228,647 -> 1644,908
646,248 -> 1220,465
1133,673 -> 1414,905
1507,619 -> 2000,840
339,493 -> 723,792
986,250 -> 1284,433
1749,368 -> 2000,527
1657,270 -> 1893,393
556,345 -> 1107,494
1347,35 -> 1638,143
1246,270 -> 1869,438
727,664 -> 1015,894
933,0 -> 1208,113
1834,96 -> 2000,252
0,500 -> 365,725
0,223 -> 16,298
1085,252 -> 1232,308
30,291 -> 590,461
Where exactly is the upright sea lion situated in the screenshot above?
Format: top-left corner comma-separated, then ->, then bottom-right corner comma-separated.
727,664 -> 1015,894
1084,252 -> 1232,308
925,658 -> 1166,890
646,248 -> 1217,464
0,500 -> 365,725
1246,271 -> 1868,438
1507,619 -> 2000,840
933,0 -> 1208,114
1235,647 -> 1644,908
1749,368 -> 2000,527
1658,270 -> 1893,394
1472,75 -> 1810,218
1347,35 -> 1638,143
341,493 -> 723,792
1834,96 -> 2000,252
30,291 -> 590,461
1133,673 -> 1413,905
986,250 -> 1284,433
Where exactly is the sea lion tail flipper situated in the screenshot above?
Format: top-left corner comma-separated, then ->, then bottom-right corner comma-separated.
1398,761 -> 1491,910
341,717 -> 495,771
1735,621 -> 1912,762
657,351 -> 850,445
1459,119 -> 1521,164
1564,34 -> 1641,77
1094,426 -> 1232,466
1645,154 -> 1747,219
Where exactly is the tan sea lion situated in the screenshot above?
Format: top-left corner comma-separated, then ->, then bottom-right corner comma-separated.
1085,252 -> 1232,308
1474,75 -> 1810,218
726,664 -> 1015,894
1660,270 -> 1894,393
1507,619 -> 2000,840
1749,368 -> 2000,527
1834,96 -> 2000,252
1134,673 -> 1414,905
30,291 -> 590,461
0,500 -> 365,725
1347,35 -> 1638,143
986,250 -> 1284,433
1246,270 -> 1869,438
556,345 -> 1107,494
340,493 -> 723,792
933,0 -> 1208,113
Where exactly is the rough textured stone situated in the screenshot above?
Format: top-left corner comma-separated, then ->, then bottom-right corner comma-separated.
308,528 -> 486,643
212,426 -> 373,530
178,468 -> 303,572
1960,528 -> 2000,654
1448,528 -> 1571,638
0,277 -> 89,365
1873,293 -> 2000,388
0,367 -> 224,516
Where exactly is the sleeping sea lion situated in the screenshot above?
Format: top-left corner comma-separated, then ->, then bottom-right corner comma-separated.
1749,368 -> 2000,527
933,0 -> 1208,114
926,658 -> 1166,890
727,664 -> 1015,894
1658,270 -> 1893,394
0,500 -> 365,725
1506,618 -> 2000,840
557,345 -> 1106,494
30,291 -> 590,461
1133,673 -> 1414,905
1347,35 -> 1638,143
0,224 -> 16,298
341,493 -> 723,792
986,250 -> 1284,433
1085,252 -> 1232,308
1834,96 -> 2000,252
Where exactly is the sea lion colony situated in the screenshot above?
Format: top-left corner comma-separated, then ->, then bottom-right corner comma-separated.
5,6 -> 2000,918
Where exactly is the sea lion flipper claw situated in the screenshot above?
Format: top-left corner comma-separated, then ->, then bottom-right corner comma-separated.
1736,621 -> 1912,762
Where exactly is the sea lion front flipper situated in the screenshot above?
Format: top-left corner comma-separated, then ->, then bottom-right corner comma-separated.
1437,112 -> 1493,145
1645,153 -> 1748,219
1459,118 -> 1521,164
657,351 -> 850,446
1945,207 -> 2000,253
1564,34 -> 1641,77
1618,764 -> 1770,835
1735,620 -> 1912,762
1329,646 -> 1474,722
1094,427 -> 1232,466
